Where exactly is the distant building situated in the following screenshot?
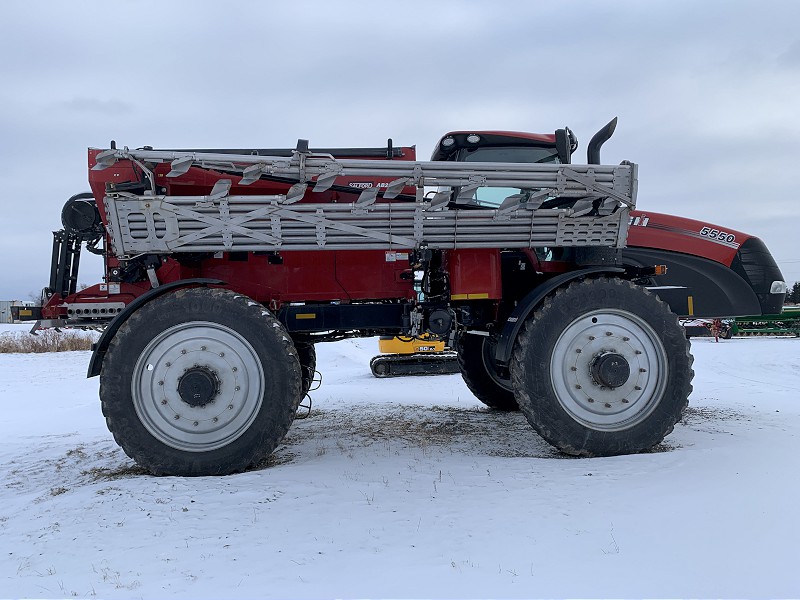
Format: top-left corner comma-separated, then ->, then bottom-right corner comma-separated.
0,300 -> 37,324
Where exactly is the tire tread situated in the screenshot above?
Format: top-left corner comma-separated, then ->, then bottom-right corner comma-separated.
510,277 -> 693,456
100,288 -> 301,476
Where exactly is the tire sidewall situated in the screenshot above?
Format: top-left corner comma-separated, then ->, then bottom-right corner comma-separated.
100,288 -> 301,475
512,278 -> 692,455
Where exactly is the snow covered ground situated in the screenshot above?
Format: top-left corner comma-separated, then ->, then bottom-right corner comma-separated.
1,323 -> 798,598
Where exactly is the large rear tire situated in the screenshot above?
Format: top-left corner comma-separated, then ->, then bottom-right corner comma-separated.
457,334 -> 519,411
510,277 -> 693,456
100,288 -> 302,476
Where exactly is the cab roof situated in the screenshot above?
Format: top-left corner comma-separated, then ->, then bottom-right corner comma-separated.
431,130 -> 556,161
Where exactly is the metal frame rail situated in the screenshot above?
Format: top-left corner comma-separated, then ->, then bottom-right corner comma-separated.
93,146 -> 638,256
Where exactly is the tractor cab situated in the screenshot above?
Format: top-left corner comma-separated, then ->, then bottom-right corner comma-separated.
429,126 -> 585,209
431,131 -> 560,208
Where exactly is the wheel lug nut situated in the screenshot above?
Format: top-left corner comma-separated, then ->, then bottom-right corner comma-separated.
634,386 -> 641,390
622,399 -> 629,404
201,346 -> 207,351
570,366 -> 577,372
235,386 -> 241,391
588,336 -> 595,341
640,368 -> 647,373
158,381 -> 164,386
193,421 -> 199,427
232,367 -> 238,372
219,352 -> 225,357
635,350 -> 642,355
575,349 -> 582,354
575,384 -> 582,389
181,349 -> 187,355
228,404 -> 234,410
173,414 -> 180,420
605,332 -> 613,336
623,337 -> 630,341
213,417 -> 219,423
604,403 -> 612,408
161,399 -> 167,405
587,398 -> 595,403
166,362 -> 171,367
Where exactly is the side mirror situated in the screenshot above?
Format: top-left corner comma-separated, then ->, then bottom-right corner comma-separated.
555,128 -> 572,164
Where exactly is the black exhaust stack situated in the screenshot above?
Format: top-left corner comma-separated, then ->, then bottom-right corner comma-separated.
587,117 -> 618,164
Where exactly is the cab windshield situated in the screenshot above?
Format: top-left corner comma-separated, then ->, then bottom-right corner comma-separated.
458,145 -> 560,208
458,145 -> 559,165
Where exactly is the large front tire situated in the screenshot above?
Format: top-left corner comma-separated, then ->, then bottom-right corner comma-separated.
511,277 -> 693,456
100,288 -> 302,476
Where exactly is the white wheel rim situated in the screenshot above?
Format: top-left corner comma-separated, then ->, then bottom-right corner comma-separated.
550,309 -> 668,432
132,321 -> 265,452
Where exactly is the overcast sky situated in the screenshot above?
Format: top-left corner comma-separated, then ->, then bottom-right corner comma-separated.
1,0 -> 799,300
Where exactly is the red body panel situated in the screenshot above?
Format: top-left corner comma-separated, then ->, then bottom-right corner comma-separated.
42,281 -> 149,319
627,210 -> 750,267
448,249 -> 502,299
332,251 -> 414,300
158,251 -> 415,304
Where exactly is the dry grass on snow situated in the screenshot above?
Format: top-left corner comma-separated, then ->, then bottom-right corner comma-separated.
0,329 -> 96,353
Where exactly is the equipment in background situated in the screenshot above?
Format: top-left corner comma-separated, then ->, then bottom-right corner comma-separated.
731,307 -> 800,336
681,318 -> 733,340
370,336 -> 459,378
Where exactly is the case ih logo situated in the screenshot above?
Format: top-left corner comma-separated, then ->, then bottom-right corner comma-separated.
629,214 -> 650,227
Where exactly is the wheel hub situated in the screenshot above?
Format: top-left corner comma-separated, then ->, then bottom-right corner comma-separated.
549,310 -> 668,432
132,321 -> 265,453
177,366 -> 220,408
590,352 -> 630,389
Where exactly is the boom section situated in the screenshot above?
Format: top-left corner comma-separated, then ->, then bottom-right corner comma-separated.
93,147 -> 637,256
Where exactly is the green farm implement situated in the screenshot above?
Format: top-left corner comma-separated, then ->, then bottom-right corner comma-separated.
731,307 -> 800,337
